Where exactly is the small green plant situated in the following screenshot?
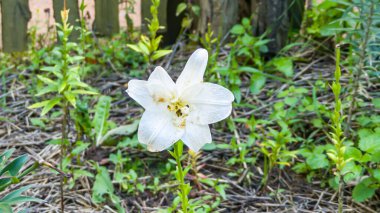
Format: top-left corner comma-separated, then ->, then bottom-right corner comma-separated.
220,17 -> 293,103
28,8 -> 98,212
91,164 -> 125,213
258,125 -> 298,188
176,1 -> 200,30
169,141 -> 191,213
127,0 -> 172,65
0,149 -> 42,212
200,23 -> 221,81
326,46 -> 349,213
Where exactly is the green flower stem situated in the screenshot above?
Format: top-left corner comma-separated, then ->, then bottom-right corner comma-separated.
60,6 -> 70,212
172,141 -> 190,213
328,45 -> 346,213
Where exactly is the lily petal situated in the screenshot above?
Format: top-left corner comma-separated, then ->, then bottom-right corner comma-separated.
138,110 -> 184,152
176,48 -> 208,93
126,80 -> 156,110
147,66 -> 177,104
181,82 -> 234,125
182,122 -> 212,152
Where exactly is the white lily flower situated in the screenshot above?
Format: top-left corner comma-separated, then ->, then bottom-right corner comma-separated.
126,49 -> 234,152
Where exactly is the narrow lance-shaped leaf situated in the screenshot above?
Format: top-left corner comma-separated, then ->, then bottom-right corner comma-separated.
96,120 -> 139,146
93,96 -> 112,145
0,155 -> 28,176
41,97 -> 62,116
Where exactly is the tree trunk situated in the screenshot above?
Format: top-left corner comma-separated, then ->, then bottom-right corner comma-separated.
1,0 -> 31,52
251,0 -> 289,54
164,0 -> 182,45
53,0 -> 81,41
197,0 -> 239,37
93,0 -> 120,37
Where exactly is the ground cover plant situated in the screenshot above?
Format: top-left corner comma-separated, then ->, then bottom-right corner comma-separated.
0,0 -> 379,212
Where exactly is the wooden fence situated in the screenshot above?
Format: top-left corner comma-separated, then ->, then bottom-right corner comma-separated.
0,0 -> 304,54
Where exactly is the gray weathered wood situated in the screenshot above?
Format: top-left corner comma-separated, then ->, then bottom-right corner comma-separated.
251,0 -> 290,54
1,0 -> 31,52
197,0 -> 239,37
53,0 -> 81,41
93,0 -> 120,37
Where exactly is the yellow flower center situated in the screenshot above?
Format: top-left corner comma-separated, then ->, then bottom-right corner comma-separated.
167,100 -> 190,128
167,100 -> 190,117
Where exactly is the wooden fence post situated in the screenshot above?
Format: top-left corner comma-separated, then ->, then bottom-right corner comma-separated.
251,0 -> 290,54
1,0 -> 31,52
196,0 -> 239,37
93,0 -> 120,37
53,0 -> 81,41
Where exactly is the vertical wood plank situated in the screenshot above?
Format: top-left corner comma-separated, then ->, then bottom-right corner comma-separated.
1,0 -> 31,52
93,0 -> 120,37
251,0 -> 290,54
197,0 -> 239,37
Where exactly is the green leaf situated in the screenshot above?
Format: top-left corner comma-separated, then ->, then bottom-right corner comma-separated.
137,42 -> 150,55
92,166 -> 115,204
64,92 -> 76,108
41,98 -> 62,116
270,57 -> 294,77
0,204 -> 12,213
0,155 -> 28,176
0,149 -> 15,165
96,121 -> 139,146
284,97 -> 299,106
215,184 -> 228,200
358,131 -> 380,153
191,5 -> 200,16
127,44 -> 142,53
93,96 -> 112,145
69,81 -> 91,89
250,74 -> 266,95
37,75 -> 56,85
0,185 -> 34,202
71,142 -> 90,155
0,196 -> 43,205
71,90 -> 99,95
58,81 -> 67,93
35,85 -> 58,96
344,147 -> 362,161
40,65 -> 62,78
28,100 -> 51,109
342,161 -> 362,182
372,169 -> 380,182
152,50 -> 172,61
73,169 -> 94,180
306,153 -> 329,170
372,98 -> 380,109
352,178 -> 376,202
176,3 -> 187,16
30,118 -> 46,128
230,24 -> 245,35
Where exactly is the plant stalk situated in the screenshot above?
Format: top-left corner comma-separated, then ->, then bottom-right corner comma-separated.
338,173 -> 343,213
173,141 -> 189,213
60,100 -> 68,213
